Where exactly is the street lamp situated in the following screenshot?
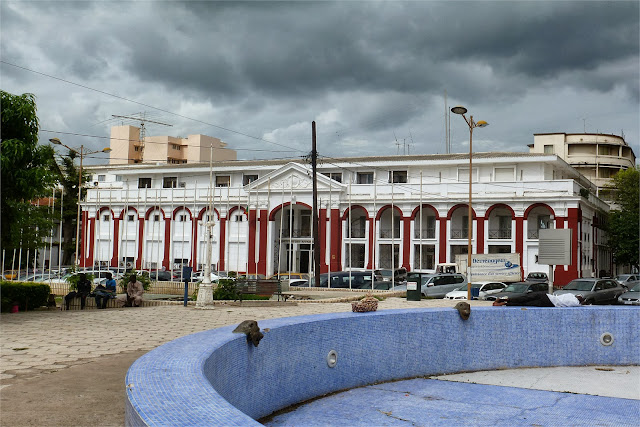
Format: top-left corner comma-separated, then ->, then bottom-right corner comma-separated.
450,106 -> 488,301
49,138 -> 111,268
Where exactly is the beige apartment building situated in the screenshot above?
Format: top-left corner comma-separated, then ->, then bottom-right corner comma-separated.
109,125 -> 237,165
529,133 -> 636,192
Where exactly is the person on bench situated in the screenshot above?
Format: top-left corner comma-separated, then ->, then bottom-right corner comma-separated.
94,272 -> 117,309
65,273 -> 92,310
117,274 -> 144,307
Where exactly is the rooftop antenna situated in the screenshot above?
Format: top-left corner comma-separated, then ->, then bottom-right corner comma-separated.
394,131 -> 401,155
408,131 -> 414,155
444,90 -> 450,153
112,112 -> 172,153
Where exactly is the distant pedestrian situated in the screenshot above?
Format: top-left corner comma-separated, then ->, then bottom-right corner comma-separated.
94,272 -> 117,309
65,273 -> 92,310
117,274 -> 144,307
493,293 -> 584,307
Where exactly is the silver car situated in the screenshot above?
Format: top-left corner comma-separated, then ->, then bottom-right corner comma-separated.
404,273 -> 467,298
614,274 -> 639,288
554,278 -> 626,305
618,281 -> 640,305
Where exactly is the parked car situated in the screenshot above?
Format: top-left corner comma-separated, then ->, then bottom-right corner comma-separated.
192,271 -> 221,282
525,272 -> 549,283
267,272 -> 310,281
148,270 -> 174,281
318,271 -> 382,289
289,278 -> 310,287
445,281 -> 507,300
400,272 -> 467,298
374,267 -> 407,283
80,269 -> 121,284
554,278 -> 626,305
614,274 -> 638,288
484,281 -> 549,301
618,281 -> 640,305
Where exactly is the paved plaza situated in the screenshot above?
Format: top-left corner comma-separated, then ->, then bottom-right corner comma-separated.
1,297 -> 638,426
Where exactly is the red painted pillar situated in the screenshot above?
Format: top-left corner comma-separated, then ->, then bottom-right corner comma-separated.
402,217 -> 411,269
248,209 -> 257,274
191,215 -> 198,270
330,209 -> 342,271
87,215 -> 95,268
438,217 -> 448,263
136,216 -> 145,270
476,216 -> 485,254
218,217 -> 227,271
258,210 -> 268,275
366,216 -> 374,270
111,217 -> 120,267
163,216 -> 171,270
319,208 -> 328,273
515,217 -> 524,279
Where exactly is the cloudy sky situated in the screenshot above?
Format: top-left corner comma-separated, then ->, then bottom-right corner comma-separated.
1,1 -> 638,164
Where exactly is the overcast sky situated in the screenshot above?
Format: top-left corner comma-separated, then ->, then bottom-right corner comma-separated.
1,1 -> 638,165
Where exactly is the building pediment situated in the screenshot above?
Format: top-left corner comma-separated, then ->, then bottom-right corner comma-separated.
247,162 -> 345,193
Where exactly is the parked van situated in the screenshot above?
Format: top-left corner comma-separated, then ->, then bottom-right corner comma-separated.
405,272 -> 467,298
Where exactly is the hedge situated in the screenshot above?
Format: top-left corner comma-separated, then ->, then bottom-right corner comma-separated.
0,281 -> 51,312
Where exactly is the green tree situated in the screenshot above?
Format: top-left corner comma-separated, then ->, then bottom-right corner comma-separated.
0,90 -> 57,264
50,150 -> 90,265
603,167 -> 639,270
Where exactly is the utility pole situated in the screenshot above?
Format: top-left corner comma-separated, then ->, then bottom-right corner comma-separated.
312,122 -> 321,287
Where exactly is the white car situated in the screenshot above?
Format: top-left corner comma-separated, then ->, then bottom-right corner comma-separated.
192,272 -> 221,282
444,281 -> 507,300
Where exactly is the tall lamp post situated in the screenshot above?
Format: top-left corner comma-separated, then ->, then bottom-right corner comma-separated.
50,138 -> 112,268
450,106 -> 488,301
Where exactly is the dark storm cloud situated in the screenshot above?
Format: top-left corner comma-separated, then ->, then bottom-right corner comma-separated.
0,1 -> 637,160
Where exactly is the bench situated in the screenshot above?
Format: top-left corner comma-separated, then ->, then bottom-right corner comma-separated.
234,279 -> 286,301
61,294 -> 144,310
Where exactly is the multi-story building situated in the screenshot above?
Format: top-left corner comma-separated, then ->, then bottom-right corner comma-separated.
528,133 -> 636,193
109,125 -> 237,165
84,152 -> 611,285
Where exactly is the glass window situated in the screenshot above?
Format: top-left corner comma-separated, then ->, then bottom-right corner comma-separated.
163,177 -> 177,188
216,176 -> 230,187
388,171 -> 407,183
357,172 -> 374,184
494,167 -> 514,181
138,178 -> 151,188
544,145 -> 554,154
243,174 -> 258,185
97,174 -> 106,182
128,214 -> 135,221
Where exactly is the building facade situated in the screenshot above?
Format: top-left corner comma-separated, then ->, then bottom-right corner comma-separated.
529,133 -> 636,193
84,152 -> 612,285
109,125 -> 237,165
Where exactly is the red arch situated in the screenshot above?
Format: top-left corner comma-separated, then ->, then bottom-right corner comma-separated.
144,206 -> 166,220
341,205 -> 370,220
485,203 -> 515,219
446,204 -> 477,220
524,203 -> 555,220
118,206 -> 138,220
375,205 -> 404,220
268,202 -> 312,221
96,206 -> 115,218
410,204 -> 440,220
197,207 -> 221,221
172,206 -> 193,220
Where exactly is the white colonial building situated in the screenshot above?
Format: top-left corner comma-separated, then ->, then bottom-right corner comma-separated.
82,152 -> 611,285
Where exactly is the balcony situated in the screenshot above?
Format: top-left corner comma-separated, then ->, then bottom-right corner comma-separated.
450,229 -> 471,239
379,228 -> 401,239
346,227 -> 366,238
280,228 -> 311,238
414,228 -> 436,239
488,228 -> 512,239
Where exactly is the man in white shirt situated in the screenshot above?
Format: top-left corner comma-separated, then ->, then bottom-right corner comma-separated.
493,293 -> 584,307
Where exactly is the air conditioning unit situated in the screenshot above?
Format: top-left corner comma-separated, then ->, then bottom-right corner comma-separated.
119,261 -> 126,268
126,262 -> 133,269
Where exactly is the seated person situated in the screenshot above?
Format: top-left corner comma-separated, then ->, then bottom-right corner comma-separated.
117,274 -> 144,307
493,293 -> 584,307
64,273 -> 92,310
94,272 -> 117,309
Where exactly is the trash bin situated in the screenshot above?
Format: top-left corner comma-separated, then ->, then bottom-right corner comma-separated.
470,286 -> 480,300
406,281 -> 421,301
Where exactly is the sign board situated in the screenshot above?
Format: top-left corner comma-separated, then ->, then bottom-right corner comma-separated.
457,253 -> 521,282
538,229 -> 572,265
407,281 -> 418,291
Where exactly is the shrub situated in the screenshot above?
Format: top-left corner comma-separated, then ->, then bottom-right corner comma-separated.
1,281 -> 51,312
213,279 -> 240,300
65,272 -> 95,291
